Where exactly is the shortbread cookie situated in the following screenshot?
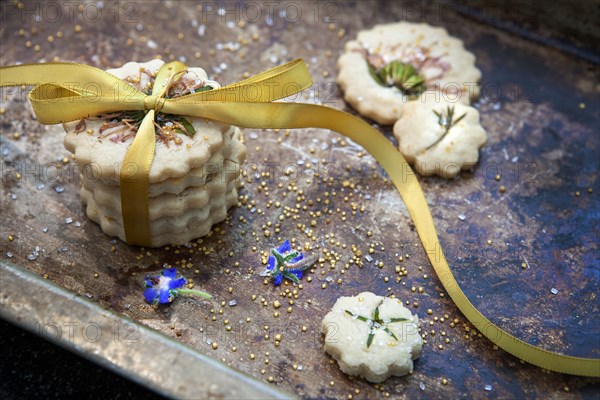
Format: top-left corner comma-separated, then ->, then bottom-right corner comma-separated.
63,60 -> 234,184
337,22 -> 481,124
321,292 -> 422,383
393,99 -> 487,178
79,130 -> 245,218
81,171 -> 238,220
83,182 -> 239,247
77,126 -> 245,196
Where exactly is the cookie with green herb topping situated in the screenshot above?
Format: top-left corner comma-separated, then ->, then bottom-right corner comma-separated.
321,292 -> 422,383
63,59 -> 230,184
393,99 -> 487,178
62,60 -> 246,246
337,22 -> 481,124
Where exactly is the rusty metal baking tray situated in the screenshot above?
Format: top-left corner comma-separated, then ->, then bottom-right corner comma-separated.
1,1 -> 599,399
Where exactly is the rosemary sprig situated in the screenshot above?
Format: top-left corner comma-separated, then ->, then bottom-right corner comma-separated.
426,106 -> 467,150
367,60 -> 426,98
345,300 -> 409,349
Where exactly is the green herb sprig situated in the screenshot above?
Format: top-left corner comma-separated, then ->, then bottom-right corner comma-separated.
368,60 -> 426,98
426,106 -> 467,150
345,300 -> 409,348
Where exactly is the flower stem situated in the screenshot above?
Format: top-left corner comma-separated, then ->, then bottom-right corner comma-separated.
175,288 -> 212,299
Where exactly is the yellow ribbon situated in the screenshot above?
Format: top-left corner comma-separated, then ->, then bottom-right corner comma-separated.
1,60 -> 598,377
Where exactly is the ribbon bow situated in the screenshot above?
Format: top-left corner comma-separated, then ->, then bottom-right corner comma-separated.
0,60 -> 598,377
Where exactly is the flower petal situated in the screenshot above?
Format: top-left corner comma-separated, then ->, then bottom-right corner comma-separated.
144,276 -> 155,287
290,270 -> 303,280
267,255 -> 276,271
144,288 -> 158,303
289,253 -> 304,264
168,277 -> 187,290
163,268 -> 178,279
273,274 -> 283,286
277,240 -> 291,254
158,289 -> 172,304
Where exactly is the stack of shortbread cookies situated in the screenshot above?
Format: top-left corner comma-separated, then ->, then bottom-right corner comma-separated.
63,60 -> 246,247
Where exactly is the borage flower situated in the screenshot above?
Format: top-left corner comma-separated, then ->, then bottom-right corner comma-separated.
144,268 -> 212,305
261,240 -> 316,286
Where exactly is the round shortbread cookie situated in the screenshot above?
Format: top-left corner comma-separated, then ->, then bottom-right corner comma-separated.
63,59 -> 239,184
81,174 -> 235,220
81,128 -> 246,197
393,98 -> 487,178
83,183 -> 239,247
337,22 -> 481,125
79,128 -> 246,218
321,292 -> 422,383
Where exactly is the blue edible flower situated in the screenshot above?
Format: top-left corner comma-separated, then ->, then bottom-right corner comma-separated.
263,240 -> 315,286
144,268 -> 211,305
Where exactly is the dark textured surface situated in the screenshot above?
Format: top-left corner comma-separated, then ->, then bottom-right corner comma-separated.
0,319 -> 165,400
1,1 -> 599,399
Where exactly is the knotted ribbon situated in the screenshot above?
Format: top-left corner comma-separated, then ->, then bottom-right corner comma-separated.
0,60 -> 598,377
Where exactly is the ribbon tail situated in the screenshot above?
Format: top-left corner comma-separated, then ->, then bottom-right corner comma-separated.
120,110 -> 156,246
178,101 -> 600,377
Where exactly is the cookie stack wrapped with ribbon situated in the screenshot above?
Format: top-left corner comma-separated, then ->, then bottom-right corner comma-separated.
63,60 -> 246,247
